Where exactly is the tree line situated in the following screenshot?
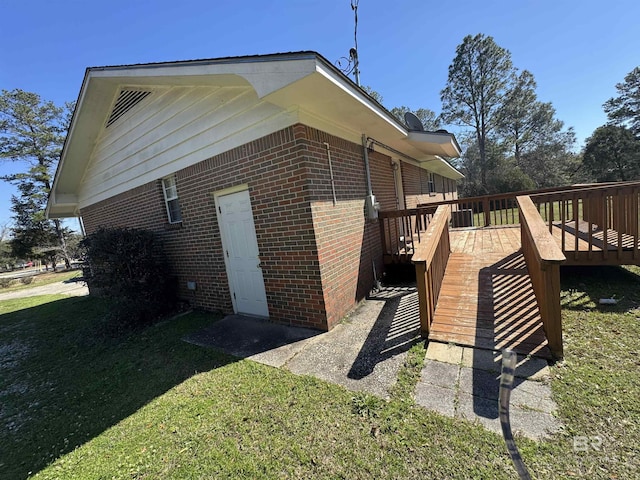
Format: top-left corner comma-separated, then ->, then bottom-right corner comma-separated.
371,34 -> 639,197
1,34 -> 639,267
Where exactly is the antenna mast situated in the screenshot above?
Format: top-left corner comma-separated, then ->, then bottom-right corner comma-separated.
351,0 -> 360,86
336,0 -> 361,86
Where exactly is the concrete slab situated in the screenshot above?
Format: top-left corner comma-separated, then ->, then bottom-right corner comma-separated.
440,362 -> 560,440
286,292 -> 421,398
415,382 -> 456,417
513,356 -> 551,381
456,393 -> 501,434
420,359 -> 460,389
461,347 -> 551,380
425,341 -> 463,364
509,407 -> 561,441
458,367 -> 500,401
455,392 -> 560,440
461,347 -> 501,372
510,380 -> 557,414
182,314 -> 320,368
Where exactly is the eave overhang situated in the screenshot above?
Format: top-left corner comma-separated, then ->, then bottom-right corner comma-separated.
47,51 -> 463,219
406,131 -> 462,159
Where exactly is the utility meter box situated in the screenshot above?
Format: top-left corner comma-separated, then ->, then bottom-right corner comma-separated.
365,194 -> 380,220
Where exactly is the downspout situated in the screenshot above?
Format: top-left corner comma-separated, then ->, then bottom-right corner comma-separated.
323,142 -> 337,206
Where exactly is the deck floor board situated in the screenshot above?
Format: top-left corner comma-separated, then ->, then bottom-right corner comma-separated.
431,226 -> 552,359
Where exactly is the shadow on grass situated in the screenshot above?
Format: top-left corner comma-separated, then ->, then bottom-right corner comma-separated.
560,265 -> 640,313
0,295 -> 232,480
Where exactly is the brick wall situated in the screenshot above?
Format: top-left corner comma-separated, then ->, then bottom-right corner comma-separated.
401,161 -> 457,208
83,124 -> 328,329
81,124 -> 388,331
301,127 -> 390,329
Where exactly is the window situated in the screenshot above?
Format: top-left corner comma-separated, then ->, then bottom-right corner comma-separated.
162,176 -> 182,223
428,172 -> 436,195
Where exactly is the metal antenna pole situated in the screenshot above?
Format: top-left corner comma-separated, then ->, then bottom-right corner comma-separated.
351,0 -> 360,85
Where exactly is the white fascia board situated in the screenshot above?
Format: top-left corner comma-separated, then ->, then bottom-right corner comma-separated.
46,67 -> 94,219
47,192 -> 79,218
87,57 -> 318,98
314,62 -> 405,136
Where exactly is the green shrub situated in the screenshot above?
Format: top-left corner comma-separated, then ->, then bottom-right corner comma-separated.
0,277 -> 13,288
20,276 -> 33,285
80,227 -> 177,332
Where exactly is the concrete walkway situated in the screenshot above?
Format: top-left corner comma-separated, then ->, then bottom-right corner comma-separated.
185,285 -> 420,399
0,278 -> 89,301
183,284 -> 561,440
416,342 -> 560,440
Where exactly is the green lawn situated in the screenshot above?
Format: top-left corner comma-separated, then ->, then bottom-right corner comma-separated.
1,270 -> 639,479
468,199 -> 585,227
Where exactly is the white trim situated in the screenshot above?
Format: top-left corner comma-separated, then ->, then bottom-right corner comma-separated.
212,183 -> 250,200
161,175 -> 182,224
428,172 -> 436,195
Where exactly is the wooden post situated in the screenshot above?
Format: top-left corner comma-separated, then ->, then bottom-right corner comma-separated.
415,260 -> 431,337
483,197 -> 491,227
540,262 -> 563,359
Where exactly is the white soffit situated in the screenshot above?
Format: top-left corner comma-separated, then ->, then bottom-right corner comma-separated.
405,131 -> 462,158
418,156 -> 464,180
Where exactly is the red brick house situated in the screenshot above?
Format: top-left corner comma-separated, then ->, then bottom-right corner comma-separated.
47,51 -> 462,331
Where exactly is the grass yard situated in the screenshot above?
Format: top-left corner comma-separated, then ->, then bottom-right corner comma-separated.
468,199 -> 584,227
1,268 -> 639,479
0,269 -> 81,293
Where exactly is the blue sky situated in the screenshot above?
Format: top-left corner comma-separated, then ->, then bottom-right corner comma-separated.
1,0 -> 639,229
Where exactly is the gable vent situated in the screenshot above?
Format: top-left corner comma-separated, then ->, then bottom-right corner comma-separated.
106,89 -> 152,127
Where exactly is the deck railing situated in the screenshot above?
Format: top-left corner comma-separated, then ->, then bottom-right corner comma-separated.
530,180 -> 640,264
379,206 -> 437,261
378,184 -> 635,261
415,183 -> 639,229
411,205 -> 451,337
517,195 -> 566,359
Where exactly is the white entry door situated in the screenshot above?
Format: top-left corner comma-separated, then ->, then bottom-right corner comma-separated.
216,189 -> 269,318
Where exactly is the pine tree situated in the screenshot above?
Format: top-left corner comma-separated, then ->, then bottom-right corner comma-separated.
0,89 -> 74,269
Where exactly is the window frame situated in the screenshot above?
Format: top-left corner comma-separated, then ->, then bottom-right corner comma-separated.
161,175 -> 182,224
428,172 -> 436,195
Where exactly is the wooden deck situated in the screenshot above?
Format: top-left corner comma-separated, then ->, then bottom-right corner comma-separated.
429,226 -> 552,359
398,182 -> 640,361
551,220 -> 640,265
